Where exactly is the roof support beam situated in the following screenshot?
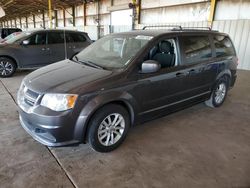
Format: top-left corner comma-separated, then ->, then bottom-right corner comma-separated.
33,14 -> 36,28
63,9 -> 66,27
54,10 -> 58,28
42,11 -> 45,29
14,18 -> 17,28
19,17 -> 22,28
72,6 -> 75,27
83,3 -> 86,26
97,1 -> 101,39
25,16 -> 28,28
48,0 -> 52,28
208,0 -> 217,27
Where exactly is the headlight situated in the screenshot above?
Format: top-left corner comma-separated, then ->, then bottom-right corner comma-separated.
41,94 -> 78,112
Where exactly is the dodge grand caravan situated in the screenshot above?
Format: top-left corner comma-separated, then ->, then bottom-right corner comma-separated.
0,29 -> 92,77
17,27 -> 237,152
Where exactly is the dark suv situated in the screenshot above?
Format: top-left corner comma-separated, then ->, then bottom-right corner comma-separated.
17,27 -> 237,152
0,28 -> 22,41
0,29 -> 92,77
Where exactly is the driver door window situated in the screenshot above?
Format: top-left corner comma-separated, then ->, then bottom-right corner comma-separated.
27,33 -> 47,45
146,38 -> 177,69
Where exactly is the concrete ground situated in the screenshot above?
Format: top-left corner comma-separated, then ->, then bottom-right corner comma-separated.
0,70 -> 250,188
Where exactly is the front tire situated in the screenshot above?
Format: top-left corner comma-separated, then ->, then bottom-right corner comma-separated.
205,77 -> 229,108
0,57 -> 16,78
87,104 -> 130,152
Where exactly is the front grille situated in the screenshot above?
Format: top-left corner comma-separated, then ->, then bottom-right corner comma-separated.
24,88 -> 39,106
18,84 -> 40,112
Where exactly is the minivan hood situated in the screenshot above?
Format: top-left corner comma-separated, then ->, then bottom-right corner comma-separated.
24,60 -> 113,93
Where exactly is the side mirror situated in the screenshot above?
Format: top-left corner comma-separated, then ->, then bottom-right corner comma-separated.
141,60 -> 161,74
22,40 -> 29,45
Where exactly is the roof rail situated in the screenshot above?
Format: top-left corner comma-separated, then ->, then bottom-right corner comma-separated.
180,26 -> 212,31
142,25 -> 215,32
142,25 -> 182,30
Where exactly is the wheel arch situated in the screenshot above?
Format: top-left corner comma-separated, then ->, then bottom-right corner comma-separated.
74,92 -> 138,143
0,55 -> 19,68
214,69 -> 232,88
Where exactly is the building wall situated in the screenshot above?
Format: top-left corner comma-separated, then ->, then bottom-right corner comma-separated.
0,0 -> 250,69
213,0 -> 250,70
140,2 -> 210,24
215,0 -> 250,20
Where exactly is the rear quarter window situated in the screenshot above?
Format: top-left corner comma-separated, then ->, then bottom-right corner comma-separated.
182,35 -> 212,64
214,35 -> 235,57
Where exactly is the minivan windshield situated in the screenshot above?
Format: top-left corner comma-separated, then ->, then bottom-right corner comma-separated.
5,32 -> 32,44
75,34 -> 152,69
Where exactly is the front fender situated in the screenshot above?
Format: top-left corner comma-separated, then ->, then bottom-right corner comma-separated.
73,90 -> 139,142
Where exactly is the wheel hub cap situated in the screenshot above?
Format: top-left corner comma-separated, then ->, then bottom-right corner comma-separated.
0,61 -> 13,76
98,113 -> 125,146
215,83 -> 226,104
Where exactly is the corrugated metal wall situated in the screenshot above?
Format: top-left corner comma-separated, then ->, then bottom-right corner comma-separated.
1,0 -> 250,70
213,20 -> 250,70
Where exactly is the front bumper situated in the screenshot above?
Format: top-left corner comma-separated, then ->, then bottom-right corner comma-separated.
18,107 -> 82,147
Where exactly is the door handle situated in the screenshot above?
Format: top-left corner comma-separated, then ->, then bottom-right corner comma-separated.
188,69 -> 196,75
42,47 -> 50,51
176,72 -> 186,77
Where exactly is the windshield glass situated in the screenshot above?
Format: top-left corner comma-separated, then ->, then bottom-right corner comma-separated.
76,34 -> 153,69
5,32 -> 32,44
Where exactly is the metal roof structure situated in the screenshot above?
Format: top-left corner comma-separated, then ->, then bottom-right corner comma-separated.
0,0 -> 84,21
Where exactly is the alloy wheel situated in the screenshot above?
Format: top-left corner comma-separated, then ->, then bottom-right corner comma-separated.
97,113 -> 125,146
214,83 -> 226,104
0,61 -> 14,76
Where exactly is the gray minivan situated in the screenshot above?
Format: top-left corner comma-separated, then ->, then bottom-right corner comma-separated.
0,29 -> 92,77
17,28 -> 238,152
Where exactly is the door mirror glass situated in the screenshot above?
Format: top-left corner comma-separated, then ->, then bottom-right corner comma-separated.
141,60 -> 161,74
22,40 -> 29,45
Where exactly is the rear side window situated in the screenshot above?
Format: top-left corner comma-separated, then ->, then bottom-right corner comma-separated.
69,33 -> 86,43
48,32 -> 64,44
182,36 -> 212,64
214,35 -> 235,57
8,29 -> 20,34
2,29 -> 9,38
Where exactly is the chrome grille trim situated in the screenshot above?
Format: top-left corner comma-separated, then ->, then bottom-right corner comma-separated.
24,88 -> 39,106
18,84 -> 41,113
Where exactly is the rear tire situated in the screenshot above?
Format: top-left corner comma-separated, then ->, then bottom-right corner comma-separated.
0,57 -> 16,78
205,77 -> 229,108
87,104 -> 130,152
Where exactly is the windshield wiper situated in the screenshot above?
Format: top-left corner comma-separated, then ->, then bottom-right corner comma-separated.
73,55 -> 104,70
